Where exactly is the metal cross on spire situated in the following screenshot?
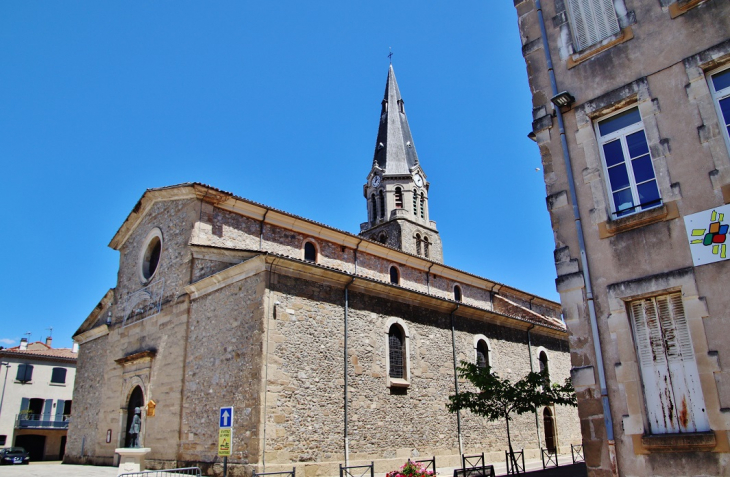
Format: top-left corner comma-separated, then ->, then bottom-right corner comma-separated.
388,47 -> 393,64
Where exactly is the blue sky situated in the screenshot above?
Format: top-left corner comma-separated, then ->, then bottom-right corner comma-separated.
0,2 -> 556,349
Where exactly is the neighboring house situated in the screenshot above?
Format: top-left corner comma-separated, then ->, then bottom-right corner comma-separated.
65,65 -> 580,474
515,0 -> 730,475
0,338 -> 77,461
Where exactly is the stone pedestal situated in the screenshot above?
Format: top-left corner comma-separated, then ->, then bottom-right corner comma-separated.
115,447 -> 151,476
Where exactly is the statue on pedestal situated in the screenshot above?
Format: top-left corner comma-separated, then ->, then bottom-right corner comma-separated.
128,407 -> 142,448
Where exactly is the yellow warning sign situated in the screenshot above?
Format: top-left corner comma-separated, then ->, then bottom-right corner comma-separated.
218,428 -> 232,456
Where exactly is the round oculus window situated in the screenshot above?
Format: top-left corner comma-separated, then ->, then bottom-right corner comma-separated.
140,229 -> 163,282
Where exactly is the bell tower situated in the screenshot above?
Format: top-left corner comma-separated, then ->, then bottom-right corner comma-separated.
360,65 -> 443,263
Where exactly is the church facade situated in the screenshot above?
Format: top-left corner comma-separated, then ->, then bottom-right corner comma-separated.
65,66 -> 580,475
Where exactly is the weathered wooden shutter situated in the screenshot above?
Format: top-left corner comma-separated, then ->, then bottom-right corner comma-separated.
42,399 -> 53,421
567,0 -> 620,51
631,293 -> 709,434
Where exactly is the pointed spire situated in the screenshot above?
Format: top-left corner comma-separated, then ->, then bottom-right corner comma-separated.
372,65 -> 420,175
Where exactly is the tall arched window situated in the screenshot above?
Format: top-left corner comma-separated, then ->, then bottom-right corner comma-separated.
419,193 -> 425,218
476,339 -> 490,370
379,190 -> 386,219
304,242 -> 317,262
390,266 -> 400,284
370,194 -> 377,222
388,325 -> 405,379
412,190 -> 418,215
423,237 -> 430,258
454,285 -> 462,302
395,187 -> 403,208
415,234 -> 422,255
539,350 -> 549,384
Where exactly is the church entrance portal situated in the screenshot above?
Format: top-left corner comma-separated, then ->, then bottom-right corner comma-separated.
124,386 -> 144,447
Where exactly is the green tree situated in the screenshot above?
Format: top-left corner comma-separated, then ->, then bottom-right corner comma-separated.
447,362 -> 577,475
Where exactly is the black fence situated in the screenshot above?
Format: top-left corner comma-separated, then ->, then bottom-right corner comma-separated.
253,468 -> 295,477
119,467 -> 201,477
571,444 -> 584,464
541,448 -> 559,469
412,456 -> 436,472
461,452 -> 484,470
505,449 -> 525,475
453,465 -> 495,477
340,462 -> 374,477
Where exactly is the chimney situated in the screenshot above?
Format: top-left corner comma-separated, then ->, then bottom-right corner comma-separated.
72,342 -> 79,353
20,338 -> 28,350
45,336 -> 53,348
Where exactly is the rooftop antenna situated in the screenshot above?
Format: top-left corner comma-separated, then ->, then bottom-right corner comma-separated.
24,332 -> 32,341
388,47 -> 393,65
46,327 -> 53,338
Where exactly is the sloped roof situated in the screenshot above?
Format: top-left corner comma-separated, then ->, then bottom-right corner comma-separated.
1,342 -> 77,362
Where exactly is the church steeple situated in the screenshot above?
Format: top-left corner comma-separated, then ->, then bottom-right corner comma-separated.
360,65 -> 443,263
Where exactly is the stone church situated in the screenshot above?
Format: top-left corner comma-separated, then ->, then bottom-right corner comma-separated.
65,65 -> 580,475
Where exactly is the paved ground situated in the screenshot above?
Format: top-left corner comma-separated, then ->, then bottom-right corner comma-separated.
0,454 -> 578,477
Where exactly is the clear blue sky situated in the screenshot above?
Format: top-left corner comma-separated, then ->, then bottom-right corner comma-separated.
0,2 -> 557,349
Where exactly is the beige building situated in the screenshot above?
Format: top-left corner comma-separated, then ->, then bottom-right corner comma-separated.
65,66 -> 580,475
515,0 -> 730,475
0,338 -> 77,461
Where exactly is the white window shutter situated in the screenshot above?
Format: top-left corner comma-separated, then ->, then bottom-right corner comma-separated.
567,0 -> 620,51
631,294 -> 710,434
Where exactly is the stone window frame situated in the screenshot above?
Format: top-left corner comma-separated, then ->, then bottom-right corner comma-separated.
473,334 -> 492,370
302,239 -> 319,263
604,268 -> 721,453
138,227 -> 164,284
708,64 -> 730,169
389,264 -> 401,285
683,42 -> 730,202
574,78 -> 680,238
454,284 -> 463,302
553,0 -> 635,68
384,317 -> 411,388
594,105 -> 663,218
668,0 -> 713,18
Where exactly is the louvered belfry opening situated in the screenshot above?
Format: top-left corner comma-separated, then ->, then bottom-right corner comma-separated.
630,292 -> 710,434
395,187 -> 403,208
389,325 -> 405,379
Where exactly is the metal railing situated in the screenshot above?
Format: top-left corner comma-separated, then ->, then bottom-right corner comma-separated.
504,449 -> 525,475
571,444 -> 584,464
15,414 -> 71,429
461,452 -> 484,470
119,467 -> 201,477
541,448 -> 558,469
412,457 -> 435,472
340,462 -> 373,477
253,468 -> 295,477
452,465 -> 495,477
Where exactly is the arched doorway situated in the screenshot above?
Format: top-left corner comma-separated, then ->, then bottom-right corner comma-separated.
543,407 -> 556,452
124,386 -> 144,447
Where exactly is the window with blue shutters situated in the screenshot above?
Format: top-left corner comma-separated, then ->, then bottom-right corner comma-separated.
16,364 -> 33,383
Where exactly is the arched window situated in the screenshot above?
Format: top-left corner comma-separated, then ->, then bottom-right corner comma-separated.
539,350 -> 549,384
413,190 -> 418,215
476,339 -> 490,370
388,325 -> 405,379
395,187 -> 403,208
370,194 -> 377,222
454,285 -> 462,302
415,234 -> 422,256
390,266 -> 400,284
379,190 -> 386,219
419,193 -> 425,218
423,237 -> 430,258
304,242 -> 317,262
379,233 -> 388,244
